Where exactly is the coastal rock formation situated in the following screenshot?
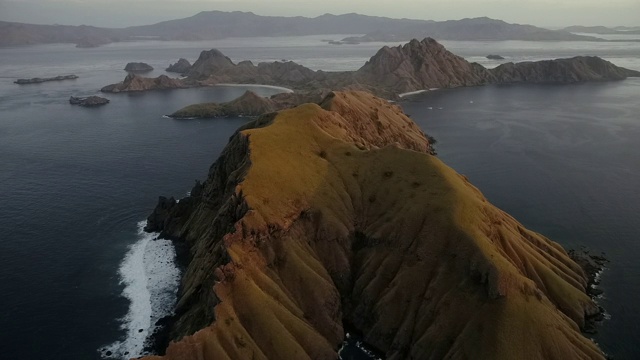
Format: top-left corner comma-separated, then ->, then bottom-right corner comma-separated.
14,74 -> 78,84
353,38 -> 493,96
166,58 -> 192,74
69,95 -> 109,107
186,49 -> 235,78
100,74 -> 186,93
124,62 -> 154,72
170,90 -> 277,118
186,49 -> 321,88
143,91 -> 604,360
490,56 -> 640,83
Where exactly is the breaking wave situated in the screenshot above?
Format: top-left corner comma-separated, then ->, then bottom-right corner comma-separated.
99,221 -> 180,359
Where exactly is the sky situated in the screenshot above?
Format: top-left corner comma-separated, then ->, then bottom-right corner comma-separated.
0,0 -> 638,28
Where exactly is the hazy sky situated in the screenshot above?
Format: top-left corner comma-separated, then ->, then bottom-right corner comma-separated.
0,0 -> 638,28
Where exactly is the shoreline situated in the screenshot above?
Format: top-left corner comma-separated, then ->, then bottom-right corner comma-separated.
569,248 -> 609,336
214,83 -> 294,93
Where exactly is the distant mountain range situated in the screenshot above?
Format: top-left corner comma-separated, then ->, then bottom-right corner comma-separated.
0,11 -> 608,47
563,25 -> 640,35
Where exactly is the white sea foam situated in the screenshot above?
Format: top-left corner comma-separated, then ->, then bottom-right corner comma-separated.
398,89 -> 428,98
100,221 -> 181,359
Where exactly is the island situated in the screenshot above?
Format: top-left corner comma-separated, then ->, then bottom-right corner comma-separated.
486,54 -> 505,60
124,62 -> 154,72
141,90 -> 606,360
14,74 -> 78,84
165,58 -> 192,74
69,96 -> 110,107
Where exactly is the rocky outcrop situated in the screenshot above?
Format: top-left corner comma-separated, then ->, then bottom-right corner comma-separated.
166,58 -> 192,74
14,74 -> 78,84
352,38 -> 494,97
69,95 -> 109,107
100,74 -> 187,93
142,91 -> 604,360
490,56 -> 640,83
186,49 -> 235,78
170,90 -> 278,118
124,62 -> 154,72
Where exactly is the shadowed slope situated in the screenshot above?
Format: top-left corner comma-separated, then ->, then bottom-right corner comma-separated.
143,91 -> 603,360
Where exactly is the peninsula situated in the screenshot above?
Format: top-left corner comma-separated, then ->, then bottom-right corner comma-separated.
142,90 -> 605,360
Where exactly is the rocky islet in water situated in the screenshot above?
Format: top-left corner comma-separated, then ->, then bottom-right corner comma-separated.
125,62 -> 154,72
69,96 -> 110,107
14,74 -> 78,84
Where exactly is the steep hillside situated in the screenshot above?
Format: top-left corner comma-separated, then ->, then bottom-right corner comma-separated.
142,91 -> 604,360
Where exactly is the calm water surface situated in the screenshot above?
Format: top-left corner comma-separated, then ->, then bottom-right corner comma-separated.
0,36 -> 639,359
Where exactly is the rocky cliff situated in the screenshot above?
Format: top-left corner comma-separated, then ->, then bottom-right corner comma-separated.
101,38 -> 639,98
142,91 -> 604,360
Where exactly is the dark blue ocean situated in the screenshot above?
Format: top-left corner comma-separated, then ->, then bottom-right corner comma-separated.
0,35 -> 639,359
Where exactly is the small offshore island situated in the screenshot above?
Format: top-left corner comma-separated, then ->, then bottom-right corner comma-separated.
69,96 -> 110,107
14,74 -> 78,84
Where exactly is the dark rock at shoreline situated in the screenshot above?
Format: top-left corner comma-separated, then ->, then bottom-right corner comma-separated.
486,54 -> 505,60
124,62 -> 154,72
569,248 -> 609,336
69,96 -> 110,107
166,58 -> 192,74
14,74 -> 78,84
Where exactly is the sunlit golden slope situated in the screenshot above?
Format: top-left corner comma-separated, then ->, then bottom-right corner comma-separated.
143,91 -> 603,360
